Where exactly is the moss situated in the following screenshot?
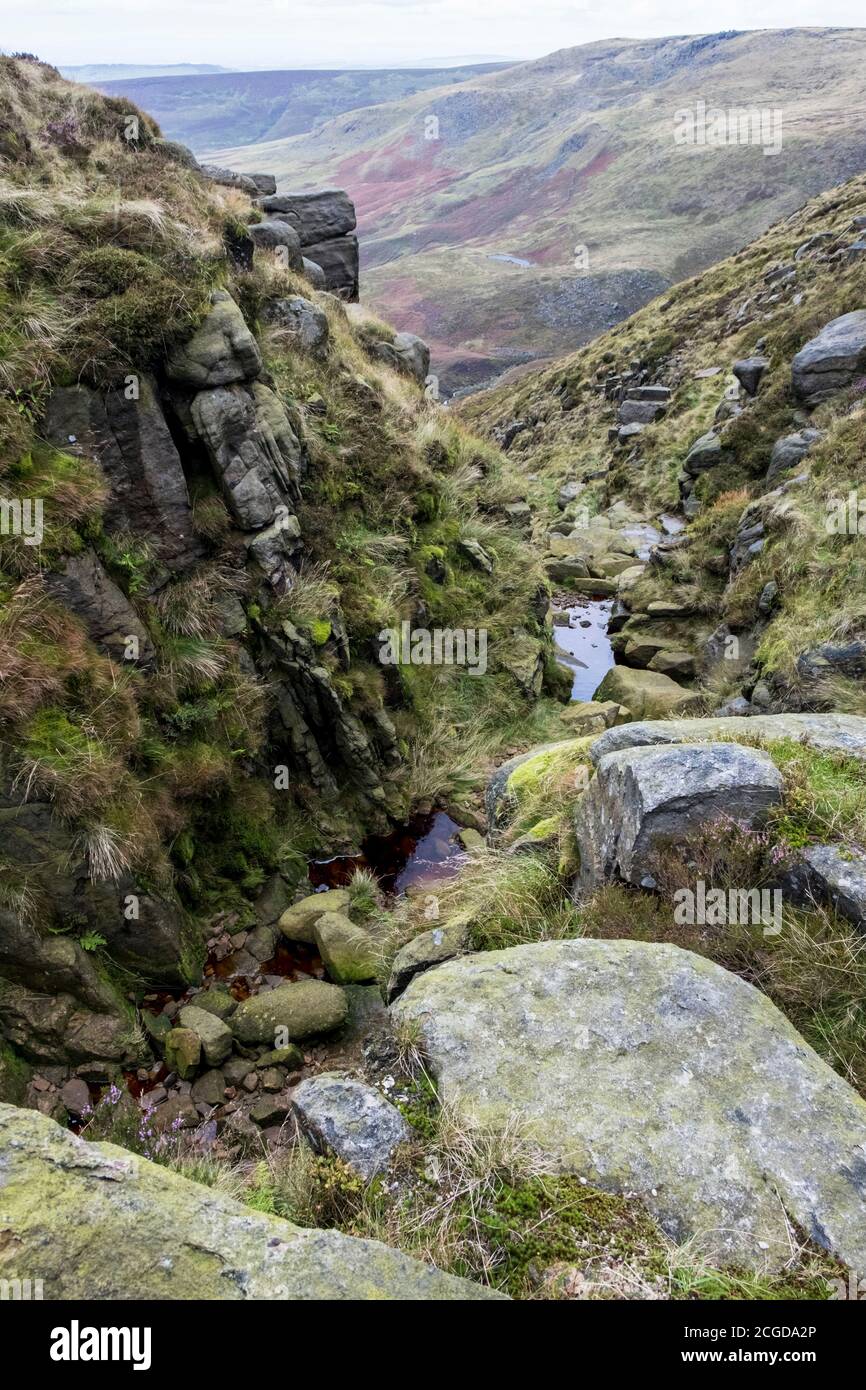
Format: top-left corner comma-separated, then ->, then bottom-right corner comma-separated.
308,619 -> 332,646
0,1041 -> 31,1105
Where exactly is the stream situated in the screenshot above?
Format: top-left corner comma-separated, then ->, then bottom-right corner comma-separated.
553,596 -> 615,700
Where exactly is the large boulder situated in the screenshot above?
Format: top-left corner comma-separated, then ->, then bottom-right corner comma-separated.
231,980 -> 348,1045
588,712 -> 866,763
0,1104 -> 499,1299
313,913 -> 378,984
166,291 -> 262,389
574,741 -> 783,892
259,190 -> 356,245
391,938 -> 866,1272
386,919 -> 472,1002
593,665 -> 702,719
792,310 -> 866,406
292,1073 -> 410,1179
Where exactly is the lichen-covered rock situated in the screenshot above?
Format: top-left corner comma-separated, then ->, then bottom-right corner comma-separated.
264,295 -> 329,356
0,1104 -> 500,1299
560,700 -> 628,736
792,310 -> 866,405
313,912 -> 378,984
593,665 -> 702,719
589,712 -> 866,763
391,939 -> 866,1273
292,1073 -> 410,1179
370,332 -> 430,385
164,1027 -> 201,1080
279,889 -> 351,944
386,919 -> 472,1002
783,843 -> 866,931
575,741 -> 782,891
231,980 -> 348,1045
178,1005 -> 233,1068
166,290 -> 262,388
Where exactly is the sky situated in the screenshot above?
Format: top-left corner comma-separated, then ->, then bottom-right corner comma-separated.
2,0 -> 865,71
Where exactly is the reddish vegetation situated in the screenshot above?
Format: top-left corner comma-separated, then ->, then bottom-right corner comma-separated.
336,136 -> 457,232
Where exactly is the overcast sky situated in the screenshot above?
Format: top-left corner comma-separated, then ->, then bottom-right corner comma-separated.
4,1 -> 865,70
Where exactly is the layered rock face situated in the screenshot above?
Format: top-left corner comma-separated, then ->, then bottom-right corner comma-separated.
0,172 -> 408,1073
0,1104 -> 501,1300
257,190 -> 359,301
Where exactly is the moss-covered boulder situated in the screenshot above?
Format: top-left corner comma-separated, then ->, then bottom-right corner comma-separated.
166,290 -> 261,388
392,938 -> 866,1273
279,889 -> 351,944
594,665 -> 702,719
231,980 -> 348,1045
313,912 -> 378,984
164,1028 -> 201,1081
485,739 -> 594,828
177,1005 -> 233,1068
0,1104 -> 502,1300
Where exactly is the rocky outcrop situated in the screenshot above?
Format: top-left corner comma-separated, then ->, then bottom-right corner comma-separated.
0,909 -> 140,1068
44,376 -> 202,575
0,1104 -> 499,1299
392,938 -> 866,1272
248,219 -> 304,271
766,427 -> 822,482
574,742 -> 782,892
792,310 -> 866,405
259,190 -> 356,245
190,381 -> 302,531
166,291 -> 263,388
293,1073 -> 410,1179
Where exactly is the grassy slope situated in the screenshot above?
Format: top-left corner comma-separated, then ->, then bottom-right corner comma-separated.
0,56 -> 555,929
210,28 -> 866,387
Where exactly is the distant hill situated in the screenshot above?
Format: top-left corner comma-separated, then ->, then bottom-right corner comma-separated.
62,64 -> 231,83
96,63 -> 513,153
209,28 -> 866,392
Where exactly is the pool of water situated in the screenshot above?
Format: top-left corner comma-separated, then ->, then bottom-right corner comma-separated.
487,253 -> 533,267
553,598 -> 615,701
309,810 -> 468,896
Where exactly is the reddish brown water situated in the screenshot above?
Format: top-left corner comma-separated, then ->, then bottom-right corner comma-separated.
309,810 -> 467,896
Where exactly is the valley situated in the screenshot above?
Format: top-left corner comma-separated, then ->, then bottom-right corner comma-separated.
2,38 -> 866,1311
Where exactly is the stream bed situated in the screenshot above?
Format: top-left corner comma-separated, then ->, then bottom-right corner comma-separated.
552,597 -> 615,701
309,810 -> 468,897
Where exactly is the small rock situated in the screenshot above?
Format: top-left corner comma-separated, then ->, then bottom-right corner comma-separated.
293,1073 -> 411,1180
